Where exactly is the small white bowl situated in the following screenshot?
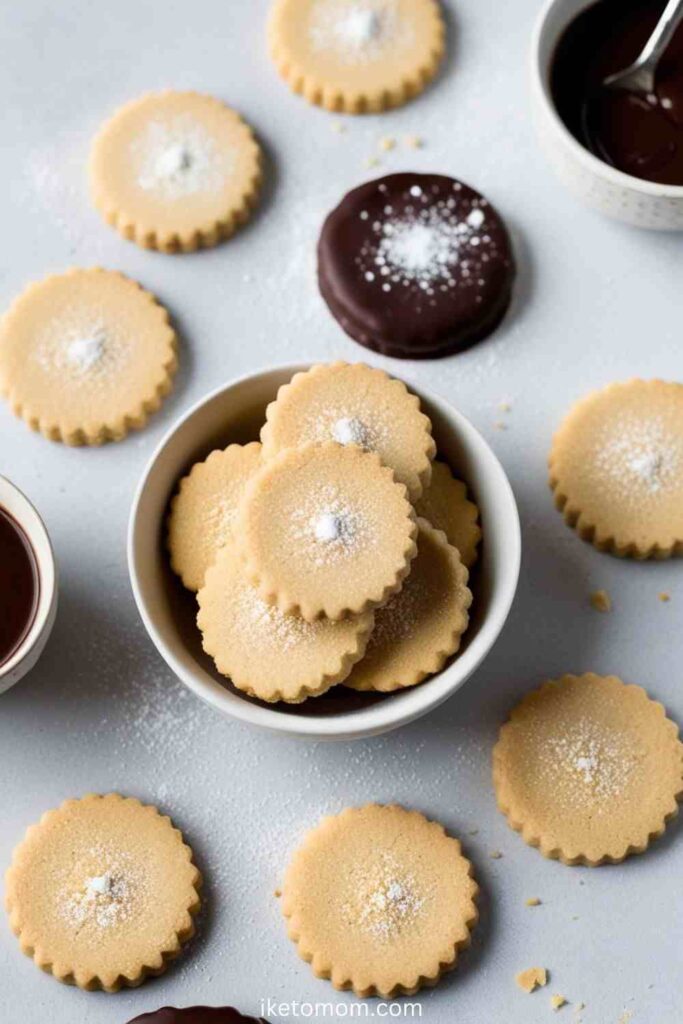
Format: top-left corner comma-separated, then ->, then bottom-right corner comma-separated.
0,477 -> 58,695
128,365 -> 521,741
531,0 -> 683,230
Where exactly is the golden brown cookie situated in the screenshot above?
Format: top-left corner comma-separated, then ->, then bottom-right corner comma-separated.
414,460 -> 481,567
281,804 -> 478,998
4,794 -> 201,991
0,268 -> 177,445
90,91 -> 262,252
549,379 -> 683,558
493,673 -> 683,865
168,442 -> 262,591
345,519 -> 471,692
260,362 -> 436,501
238,441 -> 417,621
268,0 -> 446,113
197,543 -> 374,703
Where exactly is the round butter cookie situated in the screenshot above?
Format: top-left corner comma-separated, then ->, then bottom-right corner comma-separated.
414,460 -> 481,567
493,673 -> 683,865
260,362 -> 435,500
281,804 -> 478,998
238,441 -> 417,621
5,794 -> 201,991
90,91 -> 262,252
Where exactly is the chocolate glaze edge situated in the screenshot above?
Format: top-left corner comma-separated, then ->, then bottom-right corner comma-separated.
127,1007 -> 268,1024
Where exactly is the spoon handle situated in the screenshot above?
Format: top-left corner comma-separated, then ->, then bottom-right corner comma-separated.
637,0 -> 683,71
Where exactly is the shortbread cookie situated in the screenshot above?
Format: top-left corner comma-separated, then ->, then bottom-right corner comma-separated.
0,269 -> 177,445
197,543 -> 374,703
268,0 -> 445,114
238,442 -> 417,621
281,804 -> 478,998
414,461 -> 481,567
168,442 -> 262,591
345,519 -> 471,692
129,1008 -> 268,1023
260,362 -> 436,500
318,173 -> 516,359
550,380 -> 683,558
90,91 -> 262,252
5,794 -> 201,991
493,674 -> 683,865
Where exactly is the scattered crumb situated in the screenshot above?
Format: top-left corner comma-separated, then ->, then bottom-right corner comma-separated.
617,1012 -> 633,1024
274,888 -> 282,898
516,967 -> 548,993
551,994 -> 568,1011
365,156 -> 381,168
378,136 -> 395,152
489,850 -> 503,859
659,592 -> 671,602
576,1004 -> 585,1012
404,134 -> 423,148
331,121 -> 346,134
499,400 -> 512,412
494,421 -> 508,431
526,897 -> 542,907
590,589 -> 611,613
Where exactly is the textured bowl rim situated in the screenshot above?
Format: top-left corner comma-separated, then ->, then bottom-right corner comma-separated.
127,364 -> 521,741
531,0 -> 683,200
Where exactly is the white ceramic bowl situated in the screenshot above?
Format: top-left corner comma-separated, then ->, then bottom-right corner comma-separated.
128,365 -> 521,741
0,477 -> 58,695
531,0 -> 683,230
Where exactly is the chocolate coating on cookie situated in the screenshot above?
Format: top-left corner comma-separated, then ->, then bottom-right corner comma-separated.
128,1010 -> 267,1024
318,173 -> 515,359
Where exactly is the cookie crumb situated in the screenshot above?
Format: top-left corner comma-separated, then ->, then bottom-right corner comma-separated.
590,589 -> 611,613
274,888 -> 282,898
551,994 -> 567,1010
526,897 -> 541,907
378,136 -> 396,152
516,967 -> 548,993
404,134 -> 423,148
659,592 -> 671,602
489,850 -> 503,859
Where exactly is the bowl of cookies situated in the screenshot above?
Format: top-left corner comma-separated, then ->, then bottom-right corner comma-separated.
128,362 -> 520,740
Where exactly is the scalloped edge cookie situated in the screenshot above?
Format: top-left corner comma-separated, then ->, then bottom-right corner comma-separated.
260,362 -> 436,501
4,793 -> 202,992
267,0 -> 446,114
168,441 -> 263,591
89,90 -> 263,253
197,542 -> 375,703
0,268 -> 177,445
281,804 -> 479,998
493,673 -> 683,866
414,460 -> 481,567
549,379 -> 683,559
238,441 -> 418,621
344,518 -> 471,692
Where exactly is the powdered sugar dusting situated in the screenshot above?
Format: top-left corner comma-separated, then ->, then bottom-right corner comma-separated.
309,0 -> 413,65
237,581 -> 330,652
356,182 -> 495,303
537,718 -> 638,810
134,116 -> 234,199
343,853 -> 428,940
36,318 -> 125,382
291,484 -> 371,566
306,409 -> 389,454
593,415 -> 682,500
59,847 -> 143,930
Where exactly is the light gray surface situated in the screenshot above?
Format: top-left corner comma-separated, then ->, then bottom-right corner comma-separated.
1,1 -> 682,1021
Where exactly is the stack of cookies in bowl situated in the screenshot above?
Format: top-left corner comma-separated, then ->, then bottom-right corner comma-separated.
168,362 -> 480,705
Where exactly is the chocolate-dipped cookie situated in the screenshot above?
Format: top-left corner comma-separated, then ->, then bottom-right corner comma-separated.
128,1009 -> 267,1024
318,173 -> 515,359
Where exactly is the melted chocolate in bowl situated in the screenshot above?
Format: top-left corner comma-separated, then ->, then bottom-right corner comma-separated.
0,506 -> 39,667
128,1009 -> 267,1024
552,0 -> 683,186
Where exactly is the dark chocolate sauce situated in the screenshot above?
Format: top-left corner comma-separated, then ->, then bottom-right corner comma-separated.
127,1009 -> 267,1024
552,0 -> 683,185
0,506 -> 39,666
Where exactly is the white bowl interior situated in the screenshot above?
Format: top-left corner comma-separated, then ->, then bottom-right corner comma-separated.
129,366 -> 520,740
0,476 -> 57,690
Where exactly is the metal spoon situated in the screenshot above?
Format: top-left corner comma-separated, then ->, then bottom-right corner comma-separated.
603,0 -> 683,96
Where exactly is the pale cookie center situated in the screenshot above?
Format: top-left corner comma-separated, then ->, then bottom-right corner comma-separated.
345,854 -> 428,940
308,0 -> 410,64
539,719 -> 639,811
331,416 -> 370,447
135,117 -> 233,199
594,416 -> 681,499
62,867 -> 136,930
